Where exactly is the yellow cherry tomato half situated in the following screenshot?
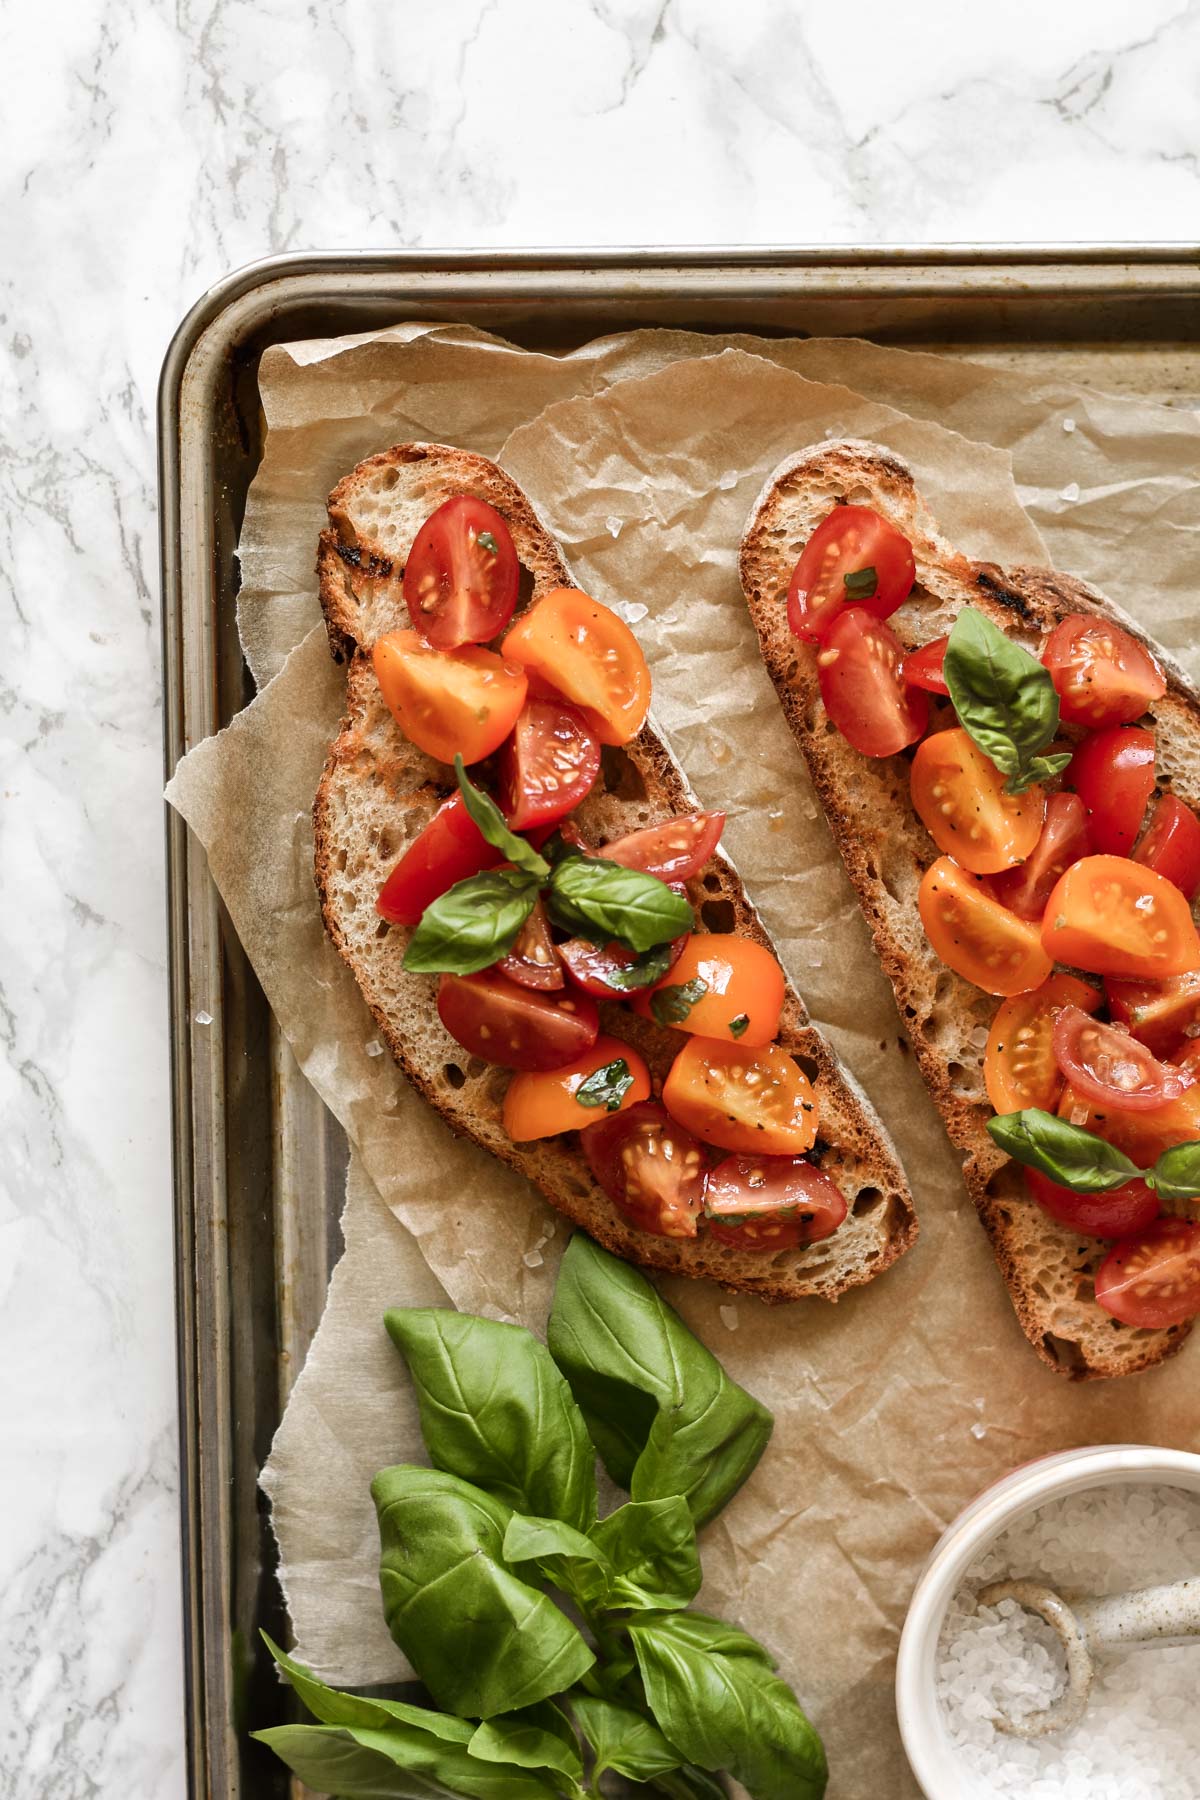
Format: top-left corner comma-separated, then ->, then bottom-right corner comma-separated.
983,973 -> 1101,1116
662,1037 -> 818,1156
502,1035 -> 651,1142
501,588 -> 651,746
631,933 -> 784,1046
910,728 -> 1045,875
373,629 -> 528,766
1041,855 -> 1200,980
918,856 -> 1053,997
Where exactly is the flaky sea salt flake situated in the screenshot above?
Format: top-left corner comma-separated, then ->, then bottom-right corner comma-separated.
194,1010 -> 213,1027
719,1304 -> 739,1331
1059,481 -> 1081,503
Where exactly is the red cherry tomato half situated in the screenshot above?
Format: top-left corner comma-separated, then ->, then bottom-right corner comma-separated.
499,699 -> 601,833
437,970 -> 598,1071
495,898 -> 563,991
903,634 -> 950,696
376,793 -> 501,926
786,505 -> 915,642
1094,1219 -> 1200,1329
817,609 -> 928,758
1105,970 -> 1200,1058
703,1155 -> 847,1251
403,496 -> 520,650
559,933 -> 688,999
1134,793 -> 1200,901
1023,1168 -> 1159,1240
1052,1004 -> 1193,1116
1068,725 -> 1156,857
597,811 -> 726,884
1042,856 -> 1200,980
1042,614 -> 1166,730
582,1101 -> 706,1238
989,792 -> 1091,922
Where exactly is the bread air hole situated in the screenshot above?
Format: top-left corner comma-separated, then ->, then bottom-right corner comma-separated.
443,1063 -> 466,1090
700,898 -> 737,933
852,1186 -> 883,1217
792,1053 -> 821,1084
600,747 -> 647,802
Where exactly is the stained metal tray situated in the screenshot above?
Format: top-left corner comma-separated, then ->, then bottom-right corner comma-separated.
159,246 -> 1200,1800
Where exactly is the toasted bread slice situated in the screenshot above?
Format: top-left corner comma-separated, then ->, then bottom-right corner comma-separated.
740,438 -> 1200,1372
313,442 -> 917,1301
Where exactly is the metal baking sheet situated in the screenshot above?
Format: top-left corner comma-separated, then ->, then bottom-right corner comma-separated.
158,246 -> 1200,1800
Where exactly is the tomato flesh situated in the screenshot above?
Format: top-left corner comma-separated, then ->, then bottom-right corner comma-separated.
632,934 -> 785,1047
903,634 -> 950,696
1095,1219 -> 1200,1328
1023,1168 -> 1159,1240
704,1155 -> 847,1251
1106,970 -> 1200,1058
403,495 -> 520,650
437,970 -> 598,1071
1042,855 -> 1200,980
989,792 -> 1091,921
1058,1079 -> 1200,1166
559,933 -> 688,998
503,1035 -> 651,1141
502,588 -> 651,746
911,728 -> 1045,876
818,609 -> 928,758
983,973 -> 1100,1116
918,857 -> 1052,996
786,505 -> 915,642
495,898 -> 564,992
499,699 -> 601,832
1042,614 -> 1166,730
662,1038 -> 819,1156
582,1101 -> 705,1238
1134,793 -> 1200,900
377,793 -> 501,926
1052,1003 -> 1192,1115
598,812 -> 726,884
1068,726 -> 1156,857
373,630 -> 528,766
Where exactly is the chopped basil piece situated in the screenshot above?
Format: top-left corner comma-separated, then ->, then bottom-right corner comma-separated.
477,530 -> 499,555
651,978 -> 709,1028
728,1013 -> 750,1039
576,1059 -> 634,1113
842,565 -> 878,600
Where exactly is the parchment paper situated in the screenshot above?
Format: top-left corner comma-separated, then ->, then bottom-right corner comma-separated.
170,330 -> 1200,1797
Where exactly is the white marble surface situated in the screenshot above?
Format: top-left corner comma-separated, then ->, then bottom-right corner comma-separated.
2,0 -> 1198,1792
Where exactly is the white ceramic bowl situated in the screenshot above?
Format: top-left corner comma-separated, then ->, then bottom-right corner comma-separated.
895,1443 -> 1200,1798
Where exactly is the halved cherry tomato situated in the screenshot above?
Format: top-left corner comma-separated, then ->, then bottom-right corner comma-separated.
1024,1168 -> 1159,1240
1095,1219 -> 1200,1328
1042,855 -> 1200,980
376,793 -> 501,926
1106,970 -> 1200,1058
918,857 -> 1052,996
437,970 -> 598,1071
983,973 -> 1101,1115
703,1155 -> 846,1251
817,609 -> 928,758
403,496 -> 520,650
1042,614 -> 1166,730
631,935 -> 784,1047
911,728 -> 1045,876
373,630 -> 528,766
1052,1004 -> 1193,1115
903,634 -> 950,696
662,1038 -> 819,1155
582,1101 -> 705,1237
503,1035 -> 651,1141
786,505 -> 915,642
1172,1038 -> 1200,1079
499,699 -> 601,832
559,933 -> 687,999
496,898 -> 563,992
1057,1079 -> 1200,1165
1068,726 -> 1156,857
1134,793 -> 1200,900
989,793 -> 1091,921
597,812 -> 726,884
502,589 -> 651,746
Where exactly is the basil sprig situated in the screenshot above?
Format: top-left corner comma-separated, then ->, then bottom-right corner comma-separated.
455,756 -> 549,880
944,607 -> 1072,795
576,1058 -> 635,1112
404,867 -> 541,974
988,1106 -> 1200,1200
547,854 -> 694,955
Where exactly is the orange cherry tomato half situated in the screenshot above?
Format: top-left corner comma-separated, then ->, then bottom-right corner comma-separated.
1052,1004 -> 1193,1116
373,630 -> 528,766
910,728 -> 1045,876
558,933 -> 688,999
495,897 -> 563,992
597,811 -> 726,884
503,1035 -> 651,1141
1042,614 -> 1166,730
582,1101 -> 705,1238
403,495 -> 520,650
1094,1219 -> 1200,1329
1041,855 -> 1200,980
377,792 -> 502,926
1134,793 -> 1200,900
989,792 -> 1091,921
662,1038 -> 818,1156
983,973 -> 1101,1116
498,698 -> 601,832
918,857 -> 1053,996
1057,1079 -> 1200,1166
903,634 -> 950,696
437,970 -> 598,1071
631,934 -> 785,1047
502,588 -> 651,746
703,1155 -> 847,1252
1105,969 -> 1200,1058
817,608 -> 929,758
786,505 -> 915,642
1068,726 -> 1156,857
1023,1168 -> 1159,1241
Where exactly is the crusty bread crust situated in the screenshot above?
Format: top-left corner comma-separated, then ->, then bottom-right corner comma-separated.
313,443 -> 917,1302
740,439 -> 1200,1373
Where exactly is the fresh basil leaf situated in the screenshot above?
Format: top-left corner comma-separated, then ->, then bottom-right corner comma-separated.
987,1108 -> 1140,1193
252,1721 -> 566,1799
650,978 -> 709,1028
629,1611 -> 828,1800
403,869 -> 541,975
547,1236 -> 773,1526
1150,1141 -> 1200,1201
455,757 -> 549,881
384,1311 -> 596,1530
650,1768 -> 729,1800
842,565 -> 877,599
575,1059 -> 634,1113
728,1012 -> 750,1039
372,1466 -> 594,1718
944,606 -> 1063,794
570,1696 -> 684,1783
261,1632 -> 470,1739
477,531 -> 499,556
587,939 -> 680,993
1008,749 -> 1072,795
547,854 -> 694,954
503,1512 -> 611,1571
585,1497 -> 702,1612
468,1703 -> 584,1785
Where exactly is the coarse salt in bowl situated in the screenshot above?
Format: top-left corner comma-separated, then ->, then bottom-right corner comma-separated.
896,1446 -> 1200,1799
